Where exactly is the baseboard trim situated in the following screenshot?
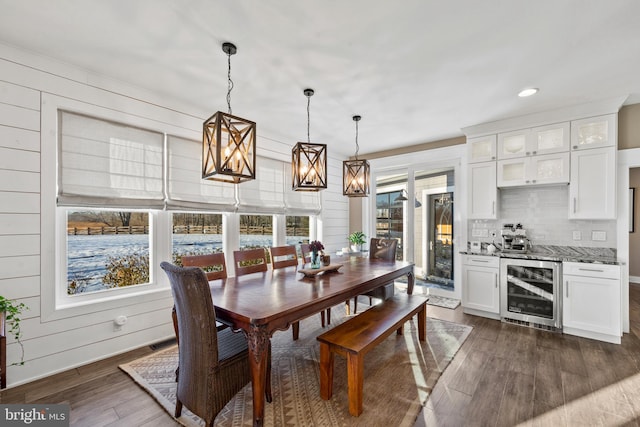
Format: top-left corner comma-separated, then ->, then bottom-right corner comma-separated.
630,275 -> 640,284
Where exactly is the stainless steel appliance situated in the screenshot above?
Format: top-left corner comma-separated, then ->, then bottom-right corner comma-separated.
500,258 -> 561,330
501,223 -> 530,253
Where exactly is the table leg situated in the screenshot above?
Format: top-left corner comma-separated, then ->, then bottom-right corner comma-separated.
418,304 -> 426,341
246,324 -> 270,426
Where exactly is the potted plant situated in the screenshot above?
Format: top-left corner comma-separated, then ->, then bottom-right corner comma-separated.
0,296 -> 27,367
349,231 -> 367,252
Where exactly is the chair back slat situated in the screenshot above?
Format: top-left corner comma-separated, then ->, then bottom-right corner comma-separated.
270,245 -> 298,270
233,248 -> 268,276
181,253 -> 227,281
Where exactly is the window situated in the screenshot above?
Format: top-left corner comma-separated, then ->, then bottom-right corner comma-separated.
66,209 -> 150,295
239,214 -> 273,249
286,216 -> 310,246
172,213 -> 223,263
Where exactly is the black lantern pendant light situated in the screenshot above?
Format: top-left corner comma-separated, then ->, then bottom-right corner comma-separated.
202,42 -> 256,184
292,89 -> 327,191
343,115 -> 370,197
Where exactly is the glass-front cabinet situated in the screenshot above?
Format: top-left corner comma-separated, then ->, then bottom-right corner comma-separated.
570,114 -> 616,150
497,122 -> 569,160
467,135 -> 497,163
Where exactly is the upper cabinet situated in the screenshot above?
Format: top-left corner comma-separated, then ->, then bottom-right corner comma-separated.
570,114 -> 616,150
468,161 -> 497,219
497,122 -> 570,160
467,135 -> 497,163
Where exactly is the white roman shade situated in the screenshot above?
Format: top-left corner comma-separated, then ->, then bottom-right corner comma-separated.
237,156 -> 285,214
166,135 -> 237,211
58,111 -> 165,208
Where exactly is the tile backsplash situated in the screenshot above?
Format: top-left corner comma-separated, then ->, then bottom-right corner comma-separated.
468,185 -> 616,248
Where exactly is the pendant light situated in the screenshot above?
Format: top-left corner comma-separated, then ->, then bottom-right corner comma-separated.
202,42 -> 256,184
343,115 -> 370,197
292,89 -> 327,191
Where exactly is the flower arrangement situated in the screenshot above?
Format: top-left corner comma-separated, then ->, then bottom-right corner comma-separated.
309,240 -> 324,253
0,295 -> 27,366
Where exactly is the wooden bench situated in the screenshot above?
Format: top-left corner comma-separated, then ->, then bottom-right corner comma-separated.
316,293 -> 429,416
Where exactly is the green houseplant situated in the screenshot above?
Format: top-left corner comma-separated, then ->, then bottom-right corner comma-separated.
0,296 -> 27,366
349,231 -> 367,252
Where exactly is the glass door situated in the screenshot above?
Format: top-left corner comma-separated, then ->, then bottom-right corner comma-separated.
427,192 -> 454,288
375,173 -> 407,260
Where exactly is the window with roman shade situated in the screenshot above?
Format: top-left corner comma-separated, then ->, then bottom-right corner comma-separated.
57,111 -> 164,208
166,135 -> 236,212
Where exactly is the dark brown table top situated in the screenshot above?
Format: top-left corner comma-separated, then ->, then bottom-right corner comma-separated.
210,256 -> 414,334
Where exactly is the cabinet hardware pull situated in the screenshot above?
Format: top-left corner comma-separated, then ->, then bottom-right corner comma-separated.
526,151 -> 530,156
533,151 -> 537,155
573,197 -> 577,213
492,201 -> 495,215
472,259 -> 490,263
526,180 -> 530,184
573,145 -> 578,149
532,179 -> 537,183
491,156 -> 495,160
495,275 -> 498,288
566,280 -> 569,298
578,268 -> 604,273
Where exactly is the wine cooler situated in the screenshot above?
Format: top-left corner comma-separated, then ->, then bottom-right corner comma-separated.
500,258 -> 561,330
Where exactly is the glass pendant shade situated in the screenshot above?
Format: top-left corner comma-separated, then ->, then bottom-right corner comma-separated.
343,158 -> 370,196
292,141 -> 327,191
202,111 -> 256,183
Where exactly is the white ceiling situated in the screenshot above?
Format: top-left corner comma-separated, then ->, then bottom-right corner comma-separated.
1,0 -> 640,158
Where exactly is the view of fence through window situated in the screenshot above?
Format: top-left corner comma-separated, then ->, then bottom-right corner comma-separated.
66,211 -> 310,295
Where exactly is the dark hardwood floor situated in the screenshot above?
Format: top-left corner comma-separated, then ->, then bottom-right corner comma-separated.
3,285 -> 640,426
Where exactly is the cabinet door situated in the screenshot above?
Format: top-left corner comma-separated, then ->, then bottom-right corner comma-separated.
569,146 -> 616,219
497,130 -> 530,160
467,135 -> 497,163
571,114 -> 616,150
532,122 -> 570,155
468,162 -> 497,219
462,264 -> 499,313
530,152 -> 570,185
497,157 -> 528,187
563,274 -> 620,337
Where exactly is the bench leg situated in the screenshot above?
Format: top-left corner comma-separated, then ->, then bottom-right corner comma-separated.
346,352 -> 364,416
319,343 -> 334,400
417,304 -> 427,341
292,321 -> 300,340
396,324 -> 404,335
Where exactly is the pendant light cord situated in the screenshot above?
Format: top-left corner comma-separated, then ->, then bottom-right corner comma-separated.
354,119 -> 360,160
227,51 -> 234,115
306,94 -> 311,143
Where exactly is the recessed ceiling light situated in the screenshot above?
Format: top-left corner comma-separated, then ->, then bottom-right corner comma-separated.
518,88 -> 539,97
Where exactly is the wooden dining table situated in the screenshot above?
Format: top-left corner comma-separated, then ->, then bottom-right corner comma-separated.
209,255 -> 414,426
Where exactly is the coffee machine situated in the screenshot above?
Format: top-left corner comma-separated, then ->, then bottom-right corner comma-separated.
501,223 -> 530,252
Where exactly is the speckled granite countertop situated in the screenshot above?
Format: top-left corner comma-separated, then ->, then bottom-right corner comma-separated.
461,244 -> 618,265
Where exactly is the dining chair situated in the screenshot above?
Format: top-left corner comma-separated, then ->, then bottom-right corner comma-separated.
269,245 -> 299,269
269,245 -> 330,339
233,248 -> 268,276
351,238 -> 398,314
160,261 -> 271,426
181,253 -> 227,281
300,243 -> 311,264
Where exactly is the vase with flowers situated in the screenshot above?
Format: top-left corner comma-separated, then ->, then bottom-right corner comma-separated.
309,240 -> 324,269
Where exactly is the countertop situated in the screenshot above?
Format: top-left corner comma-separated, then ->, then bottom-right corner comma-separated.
460,244 -> 619,265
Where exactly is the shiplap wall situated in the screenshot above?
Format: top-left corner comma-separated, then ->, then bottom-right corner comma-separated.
0,44 -> 348,387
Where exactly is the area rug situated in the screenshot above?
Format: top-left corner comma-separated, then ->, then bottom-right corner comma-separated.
425,295 -> 461,310
120,304 -> 472,427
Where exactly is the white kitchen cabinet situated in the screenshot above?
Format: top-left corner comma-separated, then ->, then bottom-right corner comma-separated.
467,161 -> 497,219
569,146 -> 616,219
497,152 -> 569,187
497,122 -> 569,160
571,114 -> 616,150
563,262 -> 621,344
462,255 -> 500,319
467,135 -> 497,163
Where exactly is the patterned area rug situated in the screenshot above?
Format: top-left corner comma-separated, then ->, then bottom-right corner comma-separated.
120,304 -> 472,427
